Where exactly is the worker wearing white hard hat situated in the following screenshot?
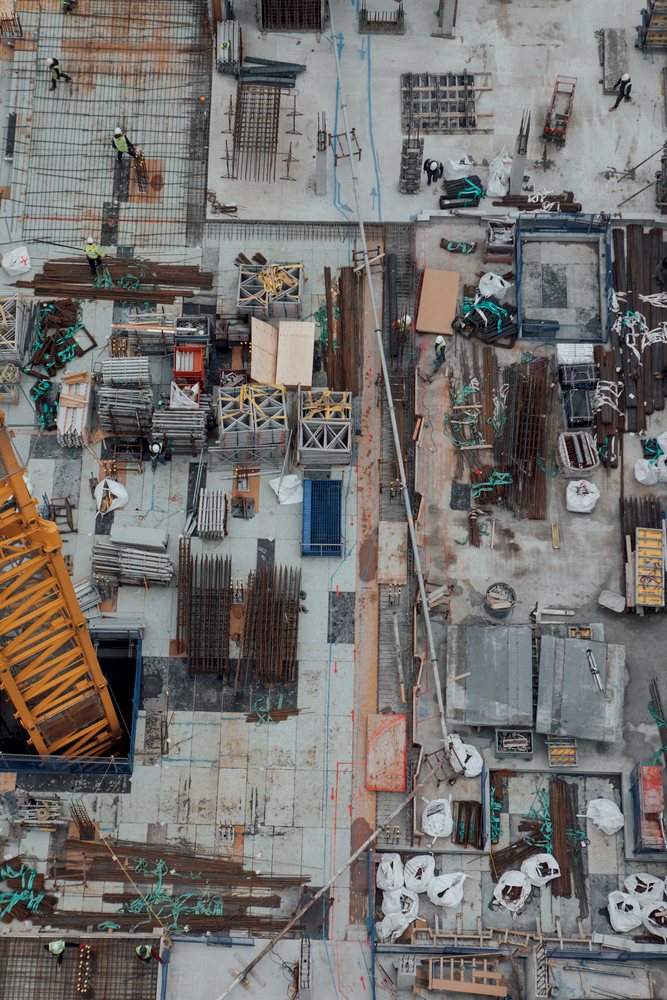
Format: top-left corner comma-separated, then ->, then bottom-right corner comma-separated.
610,73 -> 632,112
432,335 -> 447,375
423,158 -> 444,188
46,57 -> 71,93
112,127 -> 137,161
83,238 -> 105,277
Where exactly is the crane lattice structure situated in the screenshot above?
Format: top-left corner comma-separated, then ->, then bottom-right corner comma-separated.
0,412 -> 122,756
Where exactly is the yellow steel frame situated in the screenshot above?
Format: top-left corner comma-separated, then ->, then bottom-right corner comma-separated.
0,411 -> 122,756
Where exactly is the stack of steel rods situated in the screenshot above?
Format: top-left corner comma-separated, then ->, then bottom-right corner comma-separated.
236,565 -> 301,691
177,538 -> 232,675
91,541 -> 173,586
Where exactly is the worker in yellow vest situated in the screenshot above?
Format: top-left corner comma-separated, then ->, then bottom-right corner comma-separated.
84,238 -> 105,277
112,127 -> 137,162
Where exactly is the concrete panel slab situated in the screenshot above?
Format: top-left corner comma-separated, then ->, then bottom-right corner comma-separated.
294,772 -> 325,828
216,768 -> 246,825
267,717 -> 298,768
265,768 -> 296,827
220,717 -> 250,767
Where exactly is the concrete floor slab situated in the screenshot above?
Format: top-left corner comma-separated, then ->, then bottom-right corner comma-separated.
266,718 -> 298,769
216,768 -> 246,826
264,768 -> 296,827
294,772 -> 325,829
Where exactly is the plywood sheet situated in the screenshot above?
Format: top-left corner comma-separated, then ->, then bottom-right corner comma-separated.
366,714 -> 407,791
377,521 -> 407,584
275,321 -> 315,387
250,317 -> 278,383
415,267 -> 460,336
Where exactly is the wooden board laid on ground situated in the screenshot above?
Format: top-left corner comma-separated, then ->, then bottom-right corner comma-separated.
377,521 -> 408,584
250,317 -> 278,383
366,713 -> 407,791
416,267 -> 460,336
275,321 -> 316,387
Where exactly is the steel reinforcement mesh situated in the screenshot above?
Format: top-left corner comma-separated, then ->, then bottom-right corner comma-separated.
10,0 -> 211,248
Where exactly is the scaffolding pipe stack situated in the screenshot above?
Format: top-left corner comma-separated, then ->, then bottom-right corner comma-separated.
151,401 -> 209,452
100,357 -> 152,388
97,387 -> 154,436
91,541 -> 174,586
197,489 -> 227,539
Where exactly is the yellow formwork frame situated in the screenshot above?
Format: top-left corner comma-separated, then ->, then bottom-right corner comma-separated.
0,411 -> 122,756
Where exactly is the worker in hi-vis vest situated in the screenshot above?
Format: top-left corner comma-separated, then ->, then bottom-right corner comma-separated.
84,238 -> 105,277
112,127 -> 137,162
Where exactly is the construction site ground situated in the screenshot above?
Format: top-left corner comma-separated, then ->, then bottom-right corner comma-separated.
1,0 -> 667,999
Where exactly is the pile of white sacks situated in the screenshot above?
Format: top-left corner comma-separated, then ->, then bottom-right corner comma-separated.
608,874 -> 667,938
491,854 -> 561,916
376,853 -> 470,942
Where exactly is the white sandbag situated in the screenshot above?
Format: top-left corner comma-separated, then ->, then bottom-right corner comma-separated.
656,431 -> 667,455
642,904 -> 667,941
607,891 -> 643,932
624,873 -> 665,907
2,246 -> 31,276
443,154 -> 473,181
566,479 -> 600,513
377,911 -> 410,943
520,853 -> 561,888
421,798 -> 453,840
447,734 -> 483,777
94,478 -> 129,515
486,151 -> 513,198
381,888 -> 419,921
269,474 -> 303,505
657,454 -> 667,483
478,272 -> 512,303
586,798 -> 624,836
427,872 -> 468,908
634,458 -> 659,486
403,855 -> 435,893
376,854 -> 404,892
493,870 -> 531,913
489,150 -> 513,182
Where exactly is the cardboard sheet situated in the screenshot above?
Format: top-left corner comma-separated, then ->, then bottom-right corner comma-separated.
250,317 -> 278,383
275,321 -> 315,388
416,268 -> 460,336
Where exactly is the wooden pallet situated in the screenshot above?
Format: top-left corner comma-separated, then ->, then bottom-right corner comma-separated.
636,527 -> 665,608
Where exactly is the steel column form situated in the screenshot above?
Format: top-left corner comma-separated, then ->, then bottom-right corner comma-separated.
0,411 -> 122,756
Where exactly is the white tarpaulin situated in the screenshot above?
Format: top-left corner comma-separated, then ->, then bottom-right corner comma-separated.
421,798 -> 453,840
169,381 -> 199,409
403,855 -> 435,893
607,891 -> 643,932
478,272 -> 511,303
493,871 -> 531,913
427,873 -> 468,908
94,478 -> 128,516
521,853 -> 561,888
376,854 -> 404,892
586,798 -> 624,836
269,474 -> 303,505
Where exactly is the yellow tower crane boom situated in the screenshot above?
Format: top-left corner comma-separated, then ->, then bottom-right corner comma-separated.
0,411 -> 122,756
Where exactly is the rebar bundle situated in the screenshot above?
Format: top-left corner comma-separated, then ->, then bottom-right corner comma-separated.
177,538 -> 232,675
237,565 -> 301,691
91,541 -> 173,586
495,359 -> 550,520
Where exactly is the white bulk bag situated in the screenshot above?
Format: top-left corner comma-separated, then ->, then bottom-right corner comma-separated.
624,873 -> 665,907
487,151 -> 513,198
607,891 -> 643,932
421,798 -> 453,840
376,853 -> 404,892
443,154 -> 474,181
478,272 -> 511,303
403,855 -> 435,893
586,798 -> 624,836
448,734 -> 483,777
566,479 -> 600,513
642,904 -> 667,941
657,455 -> 667,483
520,853 -> 561,888
634,458 -> 659,486
94,477 -> 129,515
381,888 -> 419,921
377,911 -> 410,943
427,872 -> 468,908
2,246 -> 31,276
493,870 -> 531,913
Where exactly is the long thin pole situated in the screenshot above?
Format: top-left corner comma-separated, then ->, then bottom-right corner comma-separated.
215,10 -> 449,998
